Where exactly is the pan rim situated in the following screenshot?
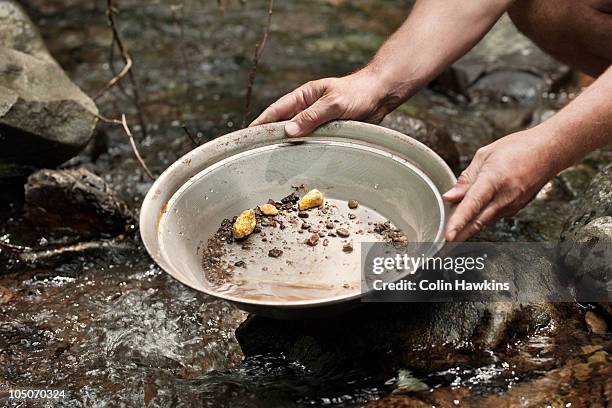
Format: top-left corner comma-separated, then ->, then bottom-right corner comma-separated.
140,120 -> 456,312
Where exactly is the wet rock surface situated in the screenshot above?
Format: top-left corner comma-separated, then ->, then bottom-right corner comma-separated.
558,164 -> 612,310
0,0 -> 98,182
560,163 -> 612,245
381,111 -> 460,171
0,0 -> 609,407
24,167 -> 133,240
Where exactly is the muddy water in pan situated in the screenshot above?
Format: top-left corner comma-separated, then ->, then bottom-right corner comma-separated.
203,197 -> 415,302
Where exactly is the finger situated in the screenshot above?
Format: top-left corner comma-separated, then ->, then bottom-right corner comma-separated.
285,98 -> 341,137
452,200 -> 501,242
249,93 -> 305,127
443,153 -> 487,202
445,176 -> 496,241
249,82 -> 323,127
443,183 -> 469,202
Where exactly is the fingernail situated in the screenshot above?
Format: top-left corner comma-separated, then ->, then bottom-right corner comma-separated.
443,187 -> 460,198
285,121 -> 300,137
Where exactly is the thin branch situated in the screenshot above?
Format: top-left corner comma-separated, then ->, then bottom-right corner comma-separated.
94,112 -> 154,180
120,114 -> 154,179
93,50 -> 132,100
107,32 -> 129,97
243,0 -> 274,126
182,125 -> 199,147
103,0 -> 148,138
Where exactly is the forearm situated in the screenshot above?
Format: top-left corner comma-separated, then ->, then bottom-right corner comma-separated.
364,0 -> 514,100
534,66 -> 612,171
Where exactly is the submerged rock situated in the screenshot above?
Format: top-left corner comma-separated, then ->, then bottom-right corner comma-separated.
237,301 -> 579,377
0,0 -> 98,182
24,168 -> 133,240
236,242 -> 580,382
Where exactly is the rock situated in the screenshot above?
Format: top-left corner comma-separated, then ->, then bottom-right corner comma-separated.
236,301 -> 576,377
556,164 -> 596,199
0,1 -> 53,62
560,164 -> 612,241
436,14 -> 571,102
585,311 -> 607,335
24,168 -> 133,240
0,1 -> 98,182
381,111 -> 460,171
559,164 -> 612,305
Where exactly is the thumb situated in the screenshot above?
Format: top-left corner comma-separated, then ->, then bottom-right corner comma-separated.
443,149 -> 487,202
285,98 -> 341,137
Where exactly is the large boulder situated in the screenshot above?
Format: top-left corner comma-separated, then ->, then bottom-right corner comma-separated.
0,0 -> 98,183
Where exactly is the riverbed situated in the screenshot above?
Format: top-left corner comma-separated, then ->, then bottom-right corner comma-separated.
1,1 -> 610,406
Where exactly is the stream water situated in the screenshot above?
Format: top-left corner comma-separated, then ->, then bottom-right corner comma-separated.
1,0 -> 610,407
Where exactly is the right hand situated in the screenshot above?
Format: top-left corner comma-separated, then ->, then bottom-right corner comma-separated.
249,70 -> 402,137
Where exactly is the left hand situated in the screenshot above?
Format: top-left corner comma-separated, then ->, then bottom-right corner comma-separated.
443,129 -> 562,241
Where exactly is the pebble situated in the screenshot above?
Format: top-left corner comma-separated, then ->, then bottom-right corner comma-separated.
268,248 -> 283,258
306,233 -> 320,246
348,199 -> 358,209
232,209 -> 257,238
259,203 -> 279,216
336,228 -> 350,238
342,241 -> 353,252
298,212 -> 309,218
298,189 -> 324,210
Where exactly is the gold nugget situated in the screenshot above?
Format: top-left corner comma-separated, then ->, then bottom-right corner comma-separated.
259,203 -> 279,216
232,209 -> 256,238
298,189 -> 324,211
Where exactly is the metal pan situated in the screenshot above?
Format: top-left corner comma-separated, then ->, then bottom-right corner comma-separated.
140,121 -> 456,319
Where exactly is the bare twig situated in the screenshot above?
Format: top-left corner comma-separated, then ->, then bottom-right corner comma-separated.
94,112 -> 154,180
182,125 -> 199,147
94,50 -> 132,100
243,0 -> 274,126
101,0 -> 148,138
120,114 -> 154,179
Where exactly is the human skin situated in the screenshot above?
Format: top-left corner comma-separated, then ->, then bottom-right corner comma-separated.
250,0 -> 612,241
